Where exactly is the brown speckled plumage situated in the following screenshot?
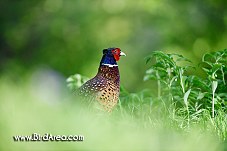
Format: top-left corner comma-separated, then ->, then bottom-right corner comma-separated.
78,48 -> 126,112
79,66 -> 120,111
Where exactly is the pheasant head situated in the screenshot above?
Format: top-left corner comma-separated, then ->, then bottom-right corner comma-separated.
100,48 -> 126,67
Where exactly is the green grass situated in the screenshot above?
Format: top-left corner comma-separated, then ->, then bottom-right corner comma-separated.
1,50 -> 227,151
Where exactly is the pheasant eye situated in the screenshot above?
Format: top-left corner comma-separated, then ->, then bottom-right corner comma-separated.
112,49 -> 117,54
113,48 -> 120,54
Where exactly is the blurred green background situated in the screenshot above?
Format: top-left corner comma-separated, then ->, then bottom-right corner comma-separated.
1,0 -> 227,92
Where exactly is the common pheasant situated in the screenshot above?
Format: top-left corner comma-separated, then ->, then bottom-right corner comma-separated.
78,48 -> 126,112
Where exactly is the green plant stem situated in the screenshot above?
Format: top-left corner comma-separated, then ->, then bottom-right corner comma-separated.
179,68 -> 185,93
212,92 -> 215,118
156,71 -> 161,98
221,67 -> 226,85
212,81 -> 218,118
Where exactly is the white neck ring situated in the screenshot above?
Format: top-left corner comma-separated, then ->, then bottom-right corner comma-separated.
102,63 -> 118,67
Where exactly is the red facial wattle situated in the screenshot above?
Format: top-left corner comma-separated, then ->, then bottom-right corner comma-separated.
114,54 -> 120,61
112,48 -> 121,61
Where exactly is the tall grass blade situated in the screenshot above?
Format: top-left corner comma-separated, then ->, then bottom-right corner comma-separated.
212,81 -> 218,118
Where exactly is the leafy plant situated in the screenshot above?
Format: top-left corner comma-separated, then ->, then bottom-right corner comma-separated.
144,49 -> 227,125
144,51 -> 193,120
200,49 -> 227,117
66,74 -> 89,91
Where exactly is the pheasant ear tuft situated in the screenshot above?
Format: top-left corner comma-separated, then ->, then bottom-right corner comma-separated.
103,49 -> 108,54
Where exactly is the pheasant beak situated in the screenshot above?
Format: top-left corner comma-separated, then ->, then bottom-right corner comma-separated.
120,51 -> 126,56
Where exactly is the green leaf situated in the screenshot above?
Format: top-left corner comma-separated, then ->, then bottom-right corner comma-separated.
197,92 -> 205,100
212,81 -> 218,94
184,89 -> 191,107
145,56 -> 152,64
144,74 -> 156,81
66,74 -> 89,90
